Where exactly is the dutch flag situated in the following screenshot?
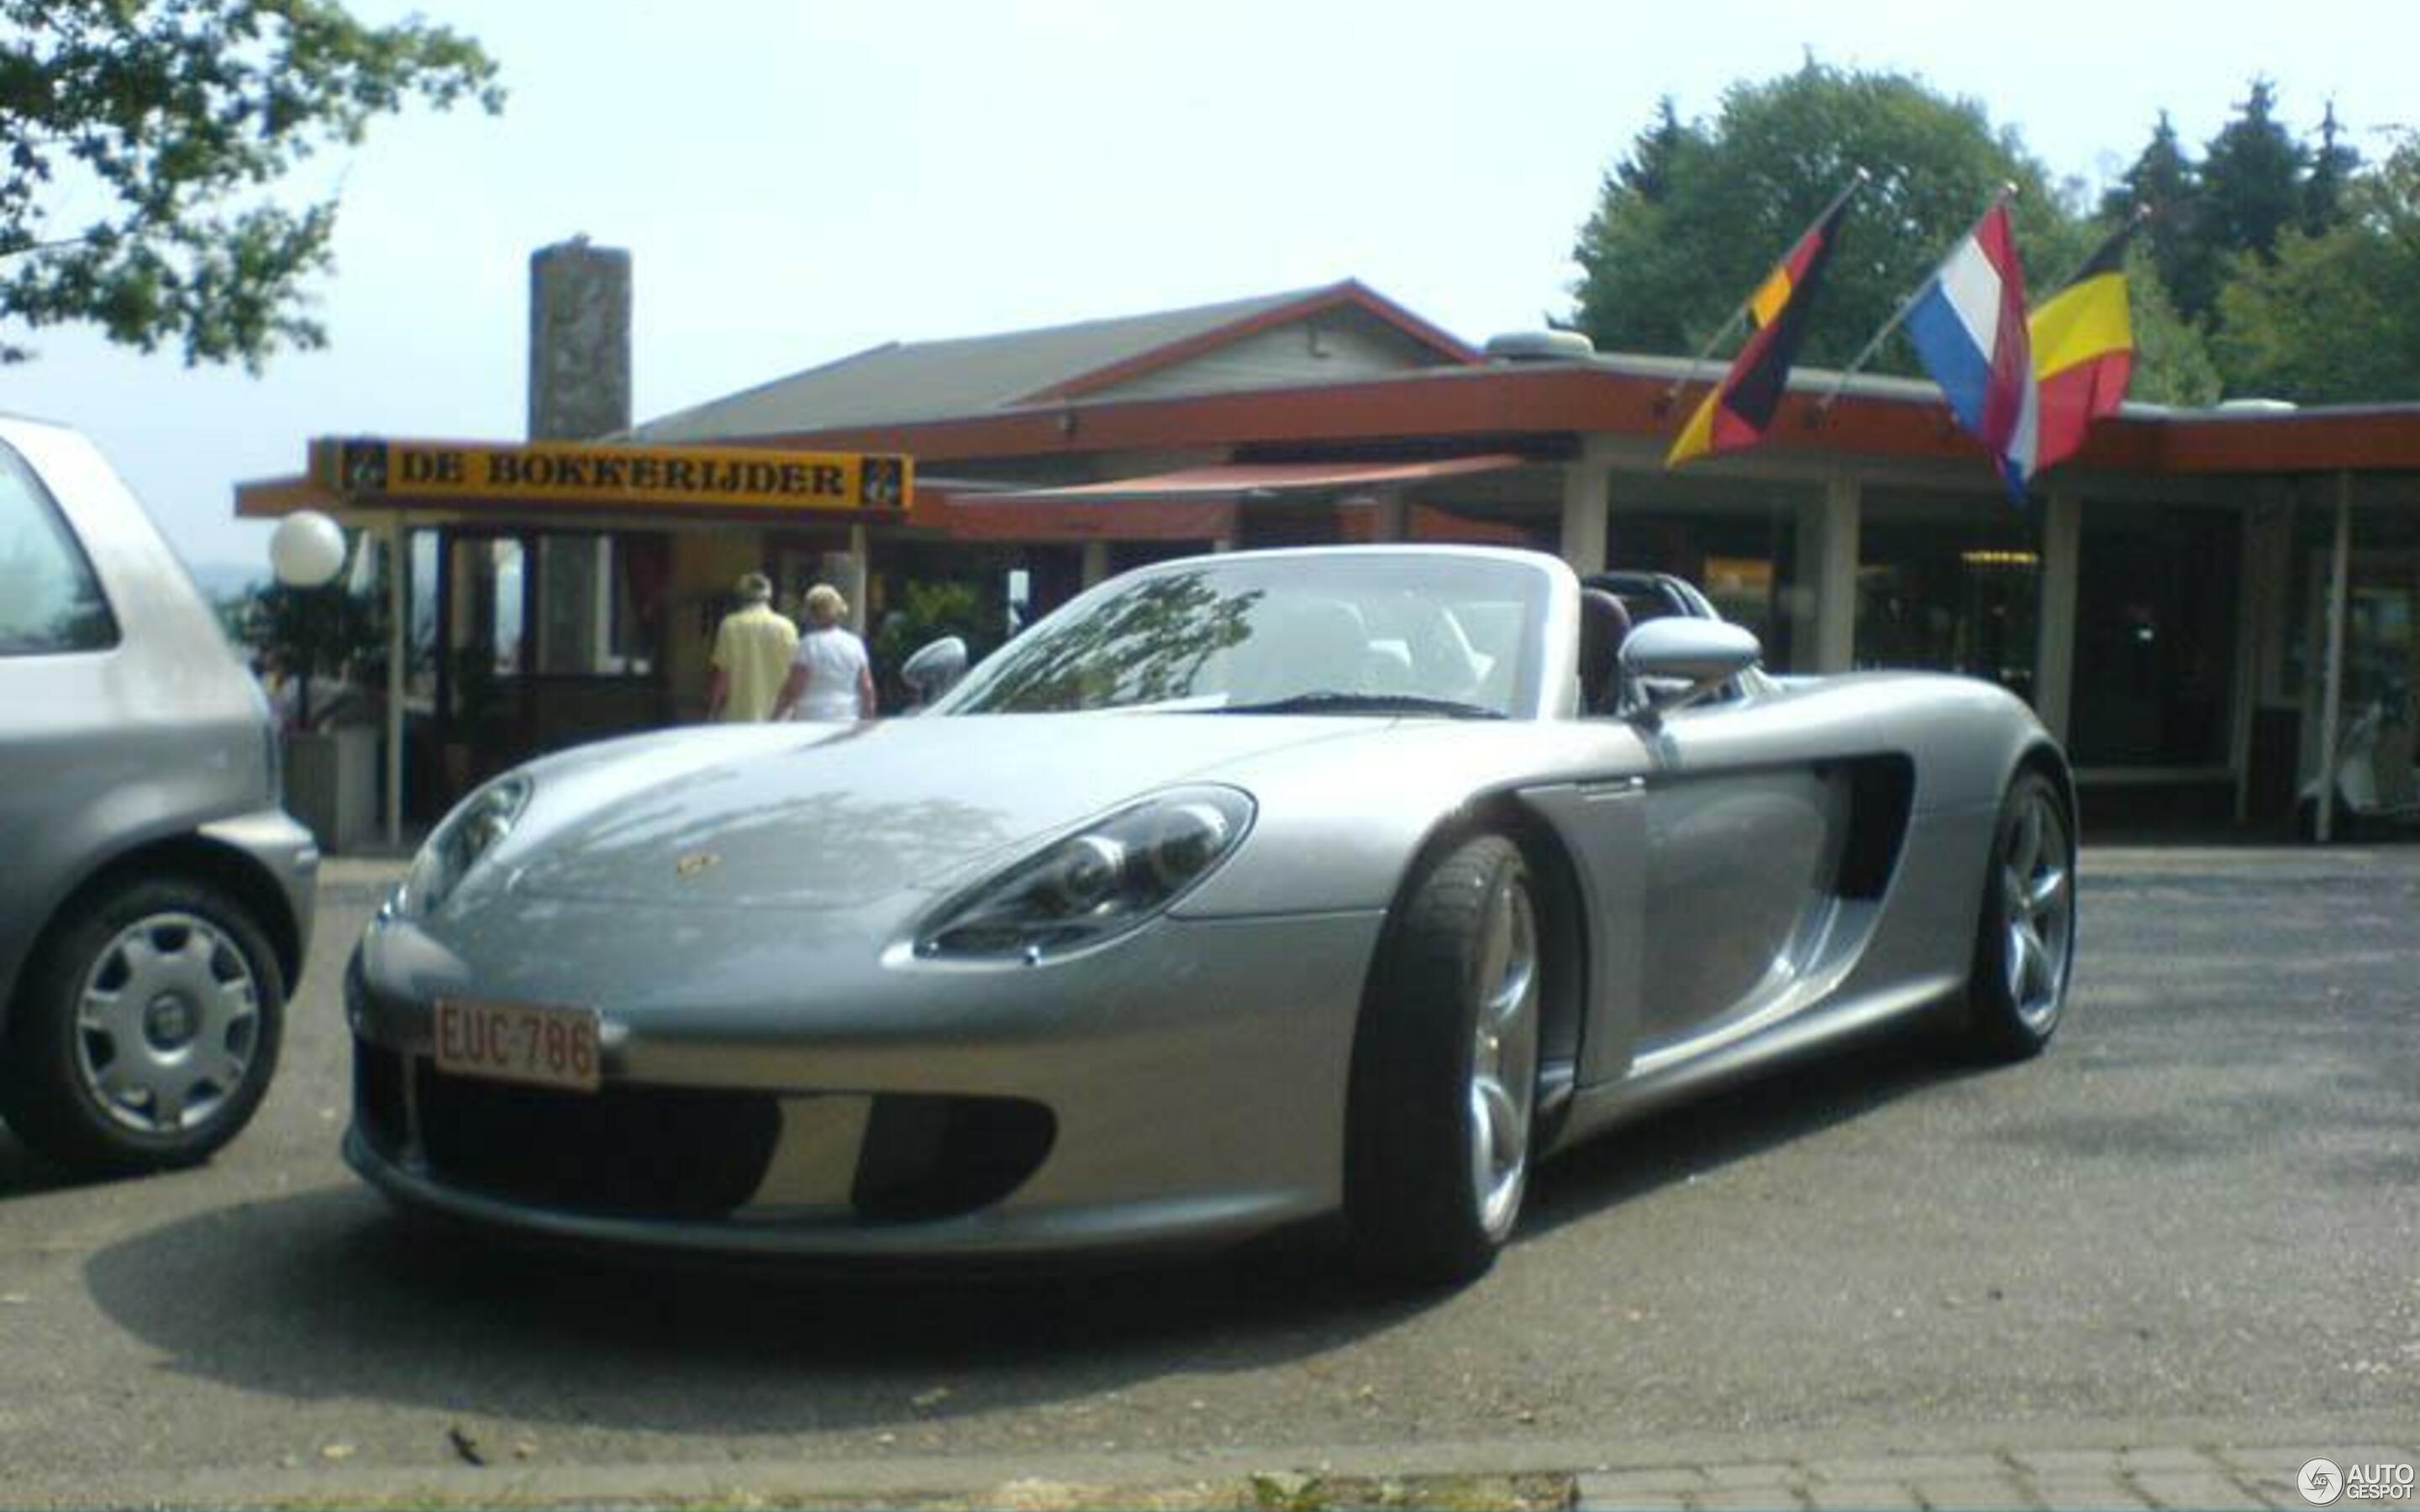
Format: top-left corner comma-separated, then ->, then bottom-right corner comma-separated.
1906,202 -> 2039,502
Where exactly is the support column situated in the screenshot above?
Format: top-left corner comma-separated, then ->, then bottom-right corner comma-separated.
1558,457 -> 1608,577
2315,473 -> 2354,842
846,522 -> 871,636
2033,490 -> 2082,743
1363,491 -> 1408,543
2229,504 -> 2263,824
590,537 -> 613,663
1080,539 -> 1111,590
1797,475 -> 1860,674
385,517 -> 408,848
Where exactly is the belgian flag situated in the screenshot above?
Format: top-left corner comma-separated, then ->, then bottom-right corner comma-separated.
1667,191 -> 1854,467
2028,220 -> 2138,472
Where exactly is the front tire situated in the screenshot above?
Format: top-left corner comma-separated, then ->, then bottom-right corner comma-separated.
1346,834 -> 1542,1286
0,878 -> 286,1175
1960,771 -> 2076,1062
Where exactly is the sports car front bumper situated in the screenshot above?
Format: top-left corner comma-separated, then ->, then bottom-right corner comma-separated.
345,900 -> 1386,1259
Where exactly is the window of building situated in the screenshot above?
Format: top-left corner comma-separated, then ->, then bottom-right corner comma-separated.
2069,506 -> 2240,769
1612,503 -> 1801,669
1855,491 -> 2040,700
2278,501 -> 2420,790
0,440 -> 118,656
409,528 -> 440,700
2280,500 -> 2420,709
528,533 -> 665,677
485,537 -> 527,675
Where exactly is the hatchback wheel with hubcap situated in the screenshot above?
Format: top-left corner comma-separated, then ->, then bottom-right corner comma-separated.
1,879 -> 285,1173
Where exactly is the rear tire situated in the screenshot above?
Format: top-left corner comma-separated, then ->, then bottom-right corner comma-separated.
0,878 -> 286,1175
1345,834 -> 1542,1287
1959,772 -> 2076,1063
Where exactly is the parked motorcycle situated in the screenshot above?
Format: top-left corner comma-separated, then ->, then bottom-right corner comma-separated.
2299,690 -> 2420,839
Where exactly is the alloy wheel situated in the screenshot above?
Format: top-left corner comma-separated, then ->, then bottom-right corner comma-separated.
72,911 -> 262,1135
1467,868 -> 1541,1241
1999,790 -> 2075,1034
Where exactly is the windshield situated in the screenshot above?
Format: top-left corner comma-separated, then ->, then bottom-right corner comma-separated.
938,553 -> 1550,718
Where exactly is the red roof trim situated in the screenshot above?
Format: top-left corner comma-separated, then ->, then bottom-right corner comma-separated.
976,454 -> 1525,506
939,496 -> 1238,543
1018,281 -> 1483,405
2150,408 -> 2420,474
741,365 -> 2420,479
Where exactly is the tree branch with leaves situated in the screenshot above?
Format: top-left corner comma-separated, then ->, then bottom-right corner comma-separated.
0,0 -> 502,369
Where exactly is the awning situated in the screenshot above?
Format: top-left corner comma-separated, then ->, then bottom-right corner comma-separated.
939,454 -> 1525,543
940,494 -> 1239,543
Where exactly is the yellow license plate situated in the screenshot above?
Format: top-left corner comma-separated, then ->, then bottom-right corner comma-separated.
433,997 -> 602,1093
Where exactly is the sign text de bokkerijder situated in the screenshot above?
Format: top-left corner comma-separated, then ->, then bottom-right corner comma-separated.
316,438 -> 913,514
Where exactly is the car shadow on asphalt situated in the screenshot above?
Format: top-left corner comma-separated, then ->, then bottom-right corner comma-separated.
0,1125 -> 94,1198
76,1031 -> 1984,1436
1521,1028 -> 1990,1236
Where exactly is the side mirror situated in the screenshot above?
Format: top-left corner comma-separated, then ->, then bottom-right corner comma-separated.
900,636 -> 969,703
1618,618 -> 1760,713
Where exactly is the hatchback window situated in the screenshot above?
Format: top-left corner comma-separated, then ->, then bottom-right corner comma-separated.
0,441 -> 118,655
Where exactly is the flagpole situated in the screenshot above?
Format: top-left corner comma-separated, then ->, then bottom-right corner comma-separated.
1657,168 -> 1870,412
1811,183 -> 2017,423
2041,201 -> 2153,297
1655,307 -> 1754,415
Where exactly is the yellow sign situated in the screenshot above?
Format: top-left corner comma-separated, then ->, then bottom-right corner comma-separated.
309,438 -> 912,513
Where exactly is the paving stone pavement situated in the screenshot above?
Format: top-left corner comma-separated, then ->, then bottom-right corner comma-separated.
1574,1443 -> 2420,1510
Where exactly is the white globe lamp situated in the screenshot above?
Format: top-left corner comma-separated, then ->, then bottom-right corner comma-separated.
270,510 -> 348,588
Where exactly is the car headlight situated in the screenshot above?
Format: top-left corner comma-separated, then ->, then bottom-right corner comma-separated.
916,785 -> 1255,961
392,774 -> 533,918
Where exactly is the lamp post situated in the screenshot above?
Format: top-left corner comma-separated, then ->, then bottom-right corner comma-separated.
267,510 -> 348,728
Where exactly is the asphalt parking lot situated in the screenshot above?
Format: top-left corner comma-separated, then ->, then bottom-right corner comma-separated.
0,844 -> 2412,1507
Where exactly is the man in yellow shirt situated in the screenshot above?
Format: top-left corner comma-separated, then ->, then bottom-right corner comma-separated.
705,572 -> 800,722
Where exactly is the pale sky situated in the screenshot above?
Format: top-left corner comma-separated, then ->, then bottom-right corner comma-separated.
3,0 -> 2409,575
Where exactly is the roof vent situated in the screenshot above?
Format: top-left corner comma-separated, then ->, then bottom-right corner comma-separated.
1485,330 -> 1596,363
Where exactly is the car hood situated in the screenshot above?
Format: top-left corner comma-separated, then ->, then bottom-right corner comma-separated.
497,713 -> 1368,911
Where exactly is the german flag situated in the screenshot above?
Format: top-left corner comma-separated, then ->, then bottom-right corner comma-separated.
2028,220 -> 2137,472
1667,191 -> 1854,467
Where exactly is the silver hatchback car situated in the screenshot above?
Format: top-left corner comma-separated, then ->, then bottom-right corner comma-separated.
0,413 -> 318,1174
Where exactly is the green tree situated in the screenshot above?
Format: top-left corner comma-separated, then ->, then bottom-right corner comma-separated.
2118,244 -> 2223,406
2101,113 -> 2215,324
1617,95 -> 1690,205
2302,99 -> 2360,235
2198,80 -> 2310,271
0,0 -> 502,368
871,578 -> 996,706
2028,213 -> 2221,408
2214,133 -> 2420,402
1571,62 -> 2070,376
227,570 -> 387,727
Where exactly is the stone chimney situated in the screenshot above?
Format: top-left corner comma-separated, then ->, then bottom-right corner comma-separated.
527,236 -> 632,441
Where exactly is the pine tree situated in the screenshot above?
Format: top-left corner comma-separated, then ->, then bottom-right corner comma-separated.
2102,113 -> 2214,323
2201,79 -> 2311,267
2303,100 -> 2360,235
1618,97 -> 1690,204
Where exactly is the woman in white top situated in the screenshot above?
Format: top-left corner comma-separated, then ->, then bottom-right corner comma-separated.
772,583 -> 877,722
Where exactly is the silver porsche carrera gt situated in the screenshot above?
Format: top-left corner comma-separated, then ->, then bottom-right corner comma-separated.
345,544 -> 2075,1284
